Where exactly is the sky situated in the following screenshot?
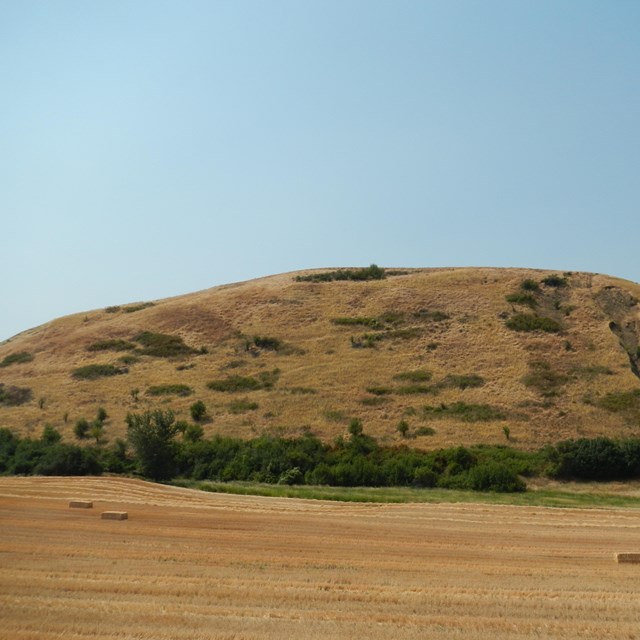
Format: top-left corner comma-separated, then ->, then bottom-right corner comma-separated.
1,0 -> 639,342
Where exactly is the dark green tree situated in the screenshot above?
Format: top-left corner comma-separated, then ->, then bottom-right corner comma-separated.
126,409 -> 180,480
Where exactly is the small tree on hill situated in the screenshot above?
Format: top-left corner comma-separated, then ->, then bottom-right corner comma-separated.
126,409 -> 180,480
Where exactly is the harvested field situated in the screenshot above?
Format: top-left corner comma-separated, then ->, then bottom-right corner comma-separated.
1,477 -> 640,639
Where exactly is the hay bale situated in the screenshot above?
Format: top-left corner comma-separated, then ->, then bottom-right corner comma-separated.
101,511 -> 128,521
615,552 -> 640,564
69,500 -> 93,509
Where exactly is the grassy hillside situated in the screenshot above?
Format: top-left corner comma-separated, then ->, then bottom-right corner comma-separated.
1,267 -> 639,449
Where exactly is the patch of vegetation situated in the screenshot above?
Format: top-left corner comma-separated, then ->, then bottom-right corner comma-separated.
441,374 -> 485,390
249,336 -> 282,351
207,369 -> 280,392
506,314 -> 562,333
422,402 -> 505,422
287,387 -> 317,395
0,352 -> 34,368
124,302 -> 155,313
190,400 -> 207,422
541,274 -> 568,288
505,293 -> 537,308
147,384 -> 193,397
295,264 -> 385,282
0,384 -> 32,406
521,279 -> 540,292
71,364 -> 128,380
133,331 -> 196,358
415,426 -> 436,436
228,398 -> 259,414
87,339 -> 135,352
522,361 -> 569,396
548,437 -> 640,480
595,389 -> 640,418
366,386 -> 393,396
393,370 -> 433,383
118,354 -> 140,365
332,317 -> 381,328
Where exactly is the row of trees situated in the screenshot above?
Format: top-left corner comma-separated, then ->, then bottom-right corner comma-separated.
3,410 -> 640,491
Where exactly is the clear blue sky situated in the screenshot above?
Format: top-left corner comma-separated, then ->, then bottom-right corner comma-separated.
2,0 -> 639,342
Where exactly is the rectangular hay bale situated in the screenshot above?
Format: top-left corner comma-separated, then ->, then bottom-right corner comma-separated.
69,500 -> 93,509
101,511 -> 128,521
615,552 -> 640,564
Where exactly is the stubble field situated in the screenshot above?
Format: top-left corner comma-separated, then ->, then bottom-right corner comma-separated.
1,477 -> 639,639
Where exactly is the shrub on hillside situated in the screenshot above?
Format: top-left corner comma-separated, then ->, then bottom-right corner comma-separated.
0,383 -> 33,406
506,314 -> 562,333
133,331 -> 195,358
295,264 -> 386,282
71,364 -> 128,380
87,339 -> 135,352
422,402 -> 505,422
0,352 -> 34,367
147,384 -> 193,397
541,274 -> 568,288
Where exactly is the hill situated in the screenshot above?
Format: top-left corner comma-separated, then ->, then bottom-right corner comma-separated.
1,267 -> 639,449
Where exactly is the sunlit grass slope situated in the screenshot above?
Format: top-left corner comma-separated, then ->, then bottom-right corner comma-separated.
1,267 -> 639,448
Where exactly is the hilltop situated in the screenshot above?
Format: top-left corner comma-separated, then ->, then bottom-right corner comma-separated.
1,266 -> 639,449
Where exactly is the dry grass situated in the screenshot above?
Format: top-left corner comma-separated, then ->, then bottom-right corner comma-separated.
1,268 -> 639,449
1,476 -> 640,639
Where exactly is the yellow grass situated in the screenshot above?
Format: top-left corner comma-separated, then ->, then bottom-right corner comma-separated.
1,267 -> 639,448
1,476 -> 640,639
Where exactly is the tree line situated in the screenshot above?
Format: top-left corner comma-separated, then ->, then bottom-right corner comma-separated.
2,410 -> 640,492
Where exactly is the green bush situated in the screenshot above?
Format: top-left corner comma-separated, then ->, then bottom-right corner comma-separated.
87,339 -> 135,352
548,437 -> 640,480
250,336 -> 282,351
147,384 -> 193,397
332,317 -> 381,328
0,383 -> 32,406
541,274 -> 567,288
133,331 -> 196,358
190,400 -> 207,422
521,279 -> 540,292
295,264 -> 385,282
468,463 -> 526,492
422,402 -> 505,422
394,370 -> 432,382
506,314 -> 562,333
123,302 -> 155,313
0,351 -> 34,367
71,364 -> 128,380
74,418 -> 90,440
366,386 -> 393,396
505,293 -> 537,308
